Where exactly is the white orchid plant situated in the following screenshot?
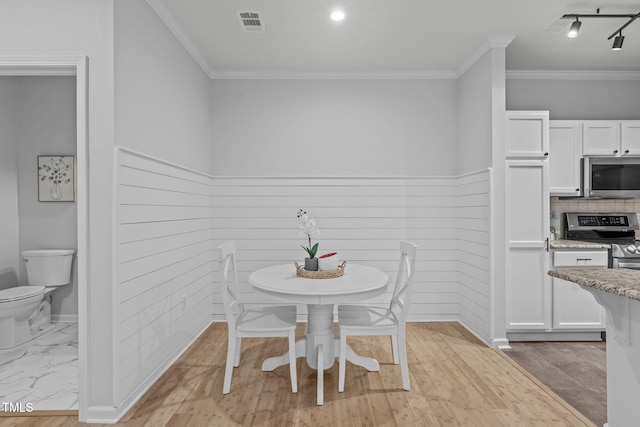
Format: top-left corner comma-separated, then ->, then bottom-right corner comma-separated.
297,209 -> 320,259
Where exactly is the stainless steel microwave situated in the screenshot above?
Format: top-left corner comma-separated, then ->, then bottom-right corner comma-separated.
583,156 -> 640,198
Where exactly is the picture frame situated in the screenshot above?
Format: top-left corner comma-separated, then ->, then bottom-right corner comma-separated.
37,155 -> 76,202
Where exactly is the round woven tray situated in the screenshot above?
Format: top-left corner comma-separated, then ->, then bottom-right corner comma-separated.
295,261 -> 346,279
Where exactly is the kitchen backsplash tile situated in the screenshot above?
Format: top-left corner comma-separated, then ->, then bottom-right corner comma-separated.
550,197 -> 640,240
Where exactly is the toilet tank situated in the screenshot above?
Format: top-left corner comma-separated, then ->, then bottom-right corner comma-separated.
22,249 -> 74,287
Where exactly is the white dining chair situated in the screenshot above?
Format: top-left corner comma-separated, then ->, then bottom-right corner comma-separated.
337,240 -> 417,392
218,241 -> 298,394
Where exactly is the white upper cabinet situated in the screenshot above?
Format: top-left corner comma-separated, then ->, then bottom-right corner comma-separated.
583,120 -> 640,156
506,111 -> 549,158
621,121 -> 640,156
583,121 -> 620,156
549,121 -> 582,197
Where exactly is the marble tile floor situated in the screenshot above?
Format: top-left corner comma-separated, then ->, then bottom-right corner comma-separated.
0,322 -> 78,411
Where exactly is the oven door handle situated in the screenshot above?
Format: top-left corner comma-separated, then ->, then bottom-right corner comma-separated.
615,261 -> 640,269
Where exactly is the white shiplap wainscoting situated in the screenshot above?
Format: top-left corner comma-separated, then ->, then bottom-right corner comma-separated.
456,169 -> 492,345
114,147 -> 215,411
211,176 -> 460,321
110,157 -> 494,421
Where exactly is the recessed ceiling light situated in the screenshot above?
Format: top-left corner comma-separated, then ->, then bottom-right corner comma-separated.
330,10 -> 345,21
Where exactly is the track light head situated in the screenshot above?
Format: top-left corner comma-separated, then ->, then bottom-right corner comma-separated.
568,19 -> 581,37
612,33 -> 625,50
562,10 -> 639,49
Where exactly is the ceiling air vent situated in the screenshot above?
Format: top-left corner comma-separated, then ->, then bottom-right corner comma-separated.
236,10 -> 266,33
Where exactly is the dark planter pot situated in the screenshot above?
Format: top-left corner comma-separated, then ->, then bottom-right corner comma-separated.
305,257 -> 319,271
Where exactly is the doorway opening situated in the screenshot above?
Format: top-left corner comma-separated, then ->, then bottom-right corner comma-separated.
0,56 -> 88,420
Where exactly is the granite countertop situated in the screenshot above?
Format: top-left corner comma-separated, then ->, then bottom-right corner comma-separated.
549,268 -> 640,302
550,239 -> 611,250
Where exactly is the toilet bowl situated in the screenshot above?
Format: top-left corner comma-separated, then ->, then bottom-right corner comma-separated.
0,249 -> 74,350
0,286 -> 46,350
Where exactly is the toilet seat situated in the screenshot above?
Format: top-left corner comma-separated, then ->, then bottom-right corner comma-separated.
0,286 -> 46,303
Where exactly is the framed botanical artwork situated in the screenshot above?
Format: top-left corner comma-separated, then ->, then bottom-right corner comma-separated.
37,155 -> 76,202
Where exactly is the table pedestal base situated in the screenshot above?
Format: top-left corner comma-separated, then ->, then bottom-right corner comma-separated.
261,304 -> 379,405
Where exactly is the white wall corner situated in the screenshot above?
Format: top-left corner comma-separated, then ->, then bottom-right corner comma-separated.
456,35 -> 515,78
145,0 -> 215,79
488,35 -> 515,49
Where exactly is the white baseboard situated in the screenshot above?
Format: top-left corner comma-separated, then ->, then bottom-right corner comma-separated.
52,314 -> 78,323
457,319 -> 492,347
406,315 -> 459,322
491,338 -> 511,349
507,331 -> 603,342
83,406 -> 119,424
106,318 -> 213,424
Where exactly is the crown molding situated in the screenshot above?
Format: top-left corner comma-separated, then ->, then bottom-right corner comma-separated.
146,0 -> 457,80
506,70 -> 640,80
146,0 -> 214,78
456,35 -> 514,78
210,69 -> 458,80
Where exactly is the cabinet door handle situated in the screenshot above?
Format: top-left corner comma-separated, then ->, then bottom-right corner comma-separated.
543,152 -> 549,157
625,149 -> 630,154
575,188 -> 580,192
576,258 -> 592,261
545,238 -> 549,252
614,149 -> 619,154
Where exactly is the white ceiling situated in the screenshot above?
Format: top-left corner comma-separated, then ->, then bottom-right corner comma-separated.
148,0 -> 640,78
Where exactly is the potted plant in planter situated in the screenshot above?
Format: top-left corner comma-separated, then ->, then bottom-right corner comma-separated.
297,209 -> 320,271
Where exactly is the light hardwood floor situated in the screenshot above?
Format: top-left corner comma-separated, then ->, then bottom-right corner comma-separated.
0,322 -> 595,426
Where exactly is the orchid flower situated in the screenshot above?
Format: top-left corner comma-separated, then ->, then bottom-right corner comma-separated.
297,209 -> 320,259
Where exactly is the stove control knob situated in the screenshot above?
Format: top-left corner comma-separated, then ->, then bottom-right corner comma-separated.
627,245 -> 637,253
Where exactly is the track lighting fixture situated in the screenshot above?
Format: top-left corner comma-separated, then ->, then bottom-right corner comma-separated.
562,9 -> 639,50
568,18 -> 581,38
612,33 -> 625,50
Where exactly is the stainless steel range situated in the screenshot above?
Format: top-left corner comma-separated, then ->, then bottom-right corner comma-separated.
564,212 -> 640,269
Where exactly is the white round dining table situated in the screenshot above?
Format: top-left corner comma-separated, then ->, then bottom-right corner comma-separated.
248,263 -> 389,405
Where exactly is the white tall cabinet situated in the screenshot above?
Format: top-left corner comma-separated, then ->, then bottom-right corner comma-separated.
505,111 -> 551,331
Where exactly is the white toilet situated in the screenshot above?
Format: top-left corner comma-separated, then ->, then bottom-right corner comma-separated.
0,249 -> 74,350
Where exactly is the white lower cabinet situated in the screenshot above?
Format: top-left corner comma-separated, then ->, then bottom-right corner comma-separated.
507,247 -> 608,335
551,250 -> 607,330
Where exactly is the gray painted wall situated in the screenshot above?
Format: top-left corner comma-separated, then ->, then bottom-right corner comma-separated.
13,76 -> 78,318
0,78 -> 20,289
456,50 -> 493,174
114,0 -> 213,173
211,79 -> 458,176
506,79 -> 640,120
